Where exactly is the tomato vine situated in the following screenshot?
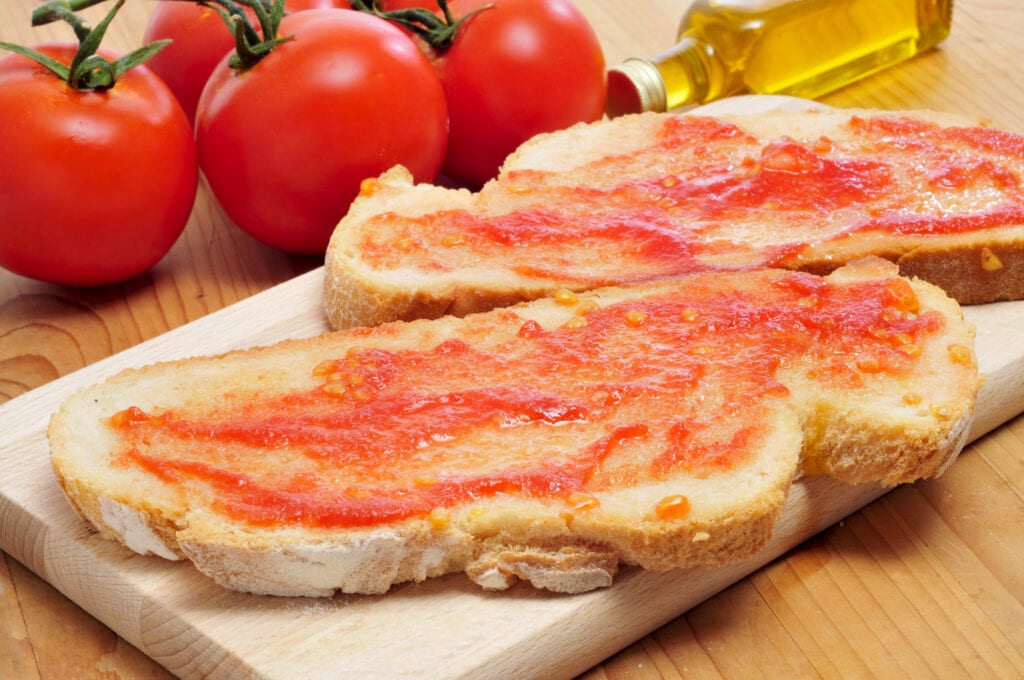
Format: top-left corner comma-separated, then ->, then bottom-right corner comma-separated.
349,0 -> 492,50
0,0 -> 168,90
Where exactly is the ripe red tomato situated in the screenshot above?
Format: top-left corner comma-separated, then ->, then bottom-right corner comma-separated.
195,9 -> 448,254
377,0 -> 439,8
143,0 -> 345,125
433,0 -> 606,186
0,45 -> 198,286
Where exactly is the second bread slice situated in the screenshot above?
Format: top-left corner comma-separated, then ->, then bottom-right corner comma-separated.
325,107 -> 1024,329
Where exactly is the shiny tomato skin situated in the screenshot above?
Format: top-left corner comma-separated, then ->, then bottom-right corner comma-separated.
195,9 -> 448,254
143,0 -> 346,125
436,0 -> 606,187
377,0 -> 440,7
0,45 -> 199,286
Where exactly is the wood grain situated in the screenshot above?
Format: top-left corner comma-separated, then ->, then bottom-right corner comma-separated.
1,1 -> 1023,678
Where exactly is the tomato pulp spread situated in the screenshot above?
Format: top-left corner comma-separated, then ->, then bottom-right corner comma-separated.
358,114 -> 1024,282
111,272 -> 949,529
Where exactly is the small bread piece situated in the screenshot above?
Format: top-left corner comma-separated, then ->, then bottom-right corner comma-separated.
49,259 -> 980,596
324,107 -> 1024,329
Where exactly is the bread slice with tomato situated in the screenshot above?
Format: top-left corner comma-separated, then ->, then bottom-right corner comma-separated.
324,106 -> 1024,331
49,258 -> 980,596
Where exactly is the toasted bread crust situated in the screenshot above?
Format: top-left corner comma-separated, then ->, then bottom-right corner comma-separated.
895,238 -> 1024,305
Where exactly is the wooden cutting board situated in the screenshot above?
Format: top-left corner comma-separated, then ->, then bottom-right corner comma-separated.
1,266 -> 1023,680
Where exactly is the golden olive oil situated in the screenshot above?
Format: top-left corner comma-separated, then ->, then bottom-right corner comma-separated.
606,0 -> 953,117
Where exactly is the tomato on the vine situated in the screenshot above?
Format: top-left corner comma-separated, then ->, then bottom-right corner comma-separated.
368,0 -> 606,187
143,0 -> 345,125
195,8 -> 448,254
0,43 -> 198,286
436,0 -> 605,186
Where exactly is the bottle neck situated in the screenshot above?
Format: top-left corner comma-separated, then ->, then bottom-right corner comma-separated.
606,36 -> 716,118
654,35 -> 717,110
606,58 -> 668,117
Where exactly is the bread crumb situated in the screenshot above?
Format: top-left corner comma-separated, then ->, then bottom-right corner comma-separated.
980,247 -> 1003,271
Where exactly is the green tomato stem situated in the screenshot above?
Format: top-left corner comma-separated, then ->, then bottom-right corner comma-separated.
349,0 -> 493,51
173,0 -> 293,72
0,41 -> 71,80
2,0 -> 171,91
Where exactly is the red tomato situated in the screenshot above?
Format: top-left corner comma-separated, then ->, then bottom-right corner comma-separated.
143,0 -> 345,125
195,9 -> 448,254
434,0 -> 606,186
0,45 -> 199,286
377,0 -> 440,8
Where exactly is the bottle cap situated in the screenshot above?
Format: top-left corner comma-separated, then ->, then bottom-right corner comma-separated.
606,58 -> 667,118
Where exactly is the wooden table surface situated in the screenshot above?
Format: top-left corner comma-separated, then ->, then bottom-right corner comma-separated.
1,1 -> 1022,678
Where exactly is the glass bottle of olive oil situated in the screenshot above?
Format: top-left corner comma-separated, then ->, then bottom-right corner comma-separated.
606,0 -> 954,117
